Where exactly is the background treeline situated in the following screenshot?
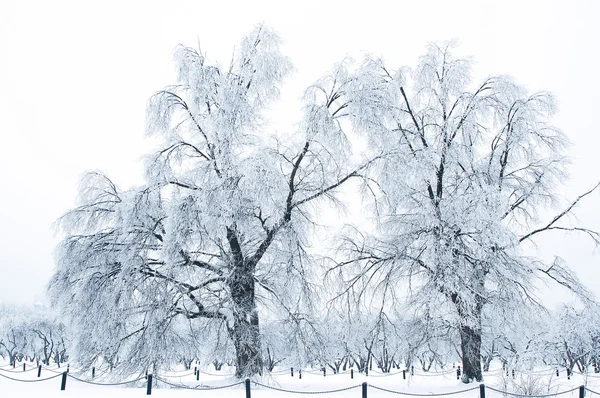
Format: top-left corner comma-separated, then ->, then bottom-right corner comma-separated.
0,305 -> 67,367
2,303 -> 598,375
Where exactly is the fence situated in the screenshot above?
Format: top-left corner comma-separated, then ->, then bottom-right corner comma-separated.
0,364 -> 597,397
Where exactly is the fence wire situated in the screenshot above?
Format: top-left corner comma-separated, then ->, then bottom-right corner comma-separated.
369,384 -> 481,396
67,373 -> 146,386
414,370 -> 457,377
252,380 -> 361,394
486,385 -> 580,397
0,366 -> 39,374
41,366 -> 66,374
154,375 -> 245,390
199,369 -> 233,377
0,371 -> 63,383
158,370 -> 195,378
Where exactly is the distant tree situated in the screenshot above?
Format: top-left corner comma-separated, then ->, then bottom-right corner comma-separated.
546,305 -> 600,373
327,42 -> 599,382
0,305 -> 67,366
49,25 -> 377,378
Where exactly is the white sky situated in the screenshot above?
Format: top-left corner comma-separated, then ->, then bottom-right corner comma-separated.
0,0 -> 599,307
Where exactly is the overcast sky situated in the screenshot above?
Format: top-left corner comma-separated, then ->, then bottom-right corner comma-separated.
0,0 -> 599,307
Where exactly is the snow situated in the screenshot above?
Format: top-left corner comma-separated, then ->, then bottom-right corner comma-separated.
1,361 -> 598,398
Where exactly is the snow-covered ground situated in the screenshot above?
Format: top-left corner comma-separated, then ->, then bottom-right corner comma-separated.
1,361 -> 598,398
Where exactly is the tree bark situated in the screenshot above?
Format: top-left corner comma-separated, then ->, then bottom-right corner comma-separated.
452,288 -> 484,383
459,322 -> 483,382
228,264 -> 263,378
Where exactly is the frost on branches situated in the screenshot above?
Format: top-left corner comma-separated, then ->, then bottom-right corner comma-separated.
49,26 -> 376,378
328,42 -> 600,382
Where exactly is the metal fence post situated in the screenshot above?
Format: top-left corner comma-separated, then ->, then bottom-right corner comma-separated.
580,385 -> 585,398
37,365 -> 42,378
403,369 -> 406,379
60,371 -> 67,391
291,367 -> 294,377
362,382 -> 368,398
480,384 -> 486,398
245,378 -> 251,398
299,369 -> 302,379
23,363 -> 26,372
92,367 -> 95,379
146,374 -> 152,395
351,369 -> 354,379
323,367 -> 326,377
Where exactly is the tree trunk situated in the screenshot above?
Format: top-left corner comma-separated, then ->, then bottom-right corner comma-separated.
483,356 -> 491,372
229,265 -> 263,378
459,323 -> 483,382
450,266 -> 485,384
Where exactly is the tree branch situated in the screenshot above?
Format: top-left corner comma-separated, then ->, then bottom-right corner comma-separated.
519,181 -> 600,243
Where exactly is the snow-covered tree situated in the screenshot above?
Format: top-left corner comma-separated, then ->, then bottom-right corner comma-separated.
0,305 -> 68,366
49,25 -> 377,378
0,307 -> 28,365
545,304 -> 600,373
328,42 -> 599,382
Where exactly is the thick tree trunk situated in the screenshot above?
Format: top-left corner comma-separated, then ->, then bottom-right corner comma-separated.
451,287 -> 483,383
229,265 -> 263,378
459,323 -> 483,382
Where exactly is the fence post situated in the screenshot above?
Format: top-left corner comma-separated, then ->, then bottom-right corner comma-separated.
23,363 -> 26,372
299,369 -> 302,379
366,366 -> 368,376
245,378 -> 251,398
403,369 -> 406,379
556,368 -> 559,377
60,371 -> 67,391
323,367 -> 326,377
362,382 -> 368,398
194,366 -> 197,376
145,370 -> 148,380
351,369 -> 354,379
291,367 -> 294,377
568,369 -> 571,380
146,374 -> 152,395
37,365 -> 42,378
480,384 -> 486,398
580,386 -> 585,398
512,369 -> 515,379
67,364 -> 70,373
196,370 -> 199,381
411,366 -> 414,376
92,367 -> 95,379
457,366 -> 461,380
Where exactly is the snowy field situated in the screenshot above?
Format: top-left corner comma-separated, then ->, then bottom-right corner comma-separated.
2,361 -> 600,398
